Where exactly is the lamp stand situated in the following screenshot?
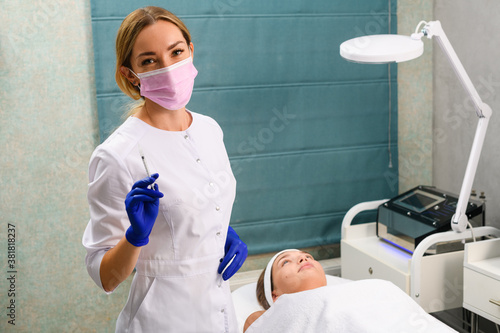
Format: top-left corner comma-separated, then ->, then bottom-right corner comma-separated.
418,21 -> 492,232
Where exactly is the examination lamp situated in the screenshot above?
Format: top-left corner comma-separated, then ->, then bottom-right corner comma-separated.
340,20 -> 492,233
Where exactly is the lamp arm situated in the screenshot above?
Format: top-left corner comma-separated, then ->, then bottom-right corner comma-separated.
422,20 -> 492,232
452,115 -> 490,232
423,21 -> 489,118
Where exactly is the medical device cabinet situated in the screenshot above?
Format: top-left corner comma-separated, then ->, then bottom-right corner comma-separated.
341,199 -> 500,313
464,238 -> 500,330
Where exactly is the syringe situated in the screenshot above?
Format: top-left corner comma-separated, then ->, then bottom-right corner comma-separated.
138,146 -> 155,189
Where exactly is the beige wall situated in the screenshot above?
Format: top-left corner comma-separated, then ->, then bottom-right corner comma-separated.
433,0 -> 500,229
397,0 -> 434,192
0,1 -> 128,331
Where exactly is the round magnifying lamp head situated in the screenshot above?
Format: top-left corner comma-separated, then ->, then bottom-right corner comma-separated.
340,34 -> 424,64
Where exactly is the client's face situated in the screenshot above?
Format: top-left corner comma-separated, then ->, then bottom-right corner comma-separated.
271,251 -> 327,301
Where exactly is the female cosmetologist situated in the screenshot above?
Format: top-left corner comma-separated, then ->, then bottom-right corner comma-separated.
82,6 -> 247,332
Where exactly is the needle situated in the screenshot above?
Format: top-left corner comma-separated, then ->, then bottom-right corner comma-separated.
138,146 -> 155,189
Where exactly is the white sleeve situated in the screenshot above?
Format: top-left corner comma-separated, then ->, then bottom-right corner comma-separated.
82,146 -> 133,292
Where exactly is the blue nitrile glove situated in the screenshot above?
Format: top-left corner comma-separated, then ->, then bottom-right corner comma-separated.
125,173 -> 164,247
218,226 -> 248,280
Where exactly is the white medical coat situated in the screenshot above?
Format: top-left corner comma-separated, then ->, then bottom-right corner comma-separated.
82,112 -> 238,332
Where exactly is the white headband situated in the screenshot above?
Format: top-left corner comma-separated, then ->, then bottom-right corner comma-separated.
263,249 -> 299,306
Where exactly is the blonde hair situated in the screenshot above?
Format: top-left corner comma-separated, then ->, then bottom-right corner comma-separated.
115,6 -> 192,114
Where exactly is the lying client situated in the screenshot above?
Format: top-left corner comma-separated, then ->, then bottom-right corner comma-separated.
244,249 -> 456,333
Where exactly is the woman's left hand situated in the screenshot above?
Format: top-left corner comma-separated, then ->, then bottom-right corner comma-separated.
218,226 -> 248,280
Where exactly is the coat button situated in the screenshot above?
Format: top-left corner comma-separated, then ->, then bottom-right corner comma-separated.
196,158 -> 201,163
216,206 -> 220,211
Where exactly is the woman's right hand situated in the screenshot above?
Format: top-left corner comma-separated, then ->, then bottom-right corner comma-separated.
125,173 -> 164,247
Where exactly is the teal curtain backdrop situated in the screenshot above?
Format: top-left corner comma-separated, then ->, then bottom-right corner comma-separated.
90,0 -> 398,254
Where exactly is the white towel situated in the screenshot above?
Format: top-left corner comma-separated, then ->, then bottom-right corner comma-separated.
245,279 -> 456,333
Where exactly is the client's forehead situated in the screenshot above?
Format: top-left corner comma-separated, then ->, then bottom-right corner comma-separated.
275,250 -> 310,265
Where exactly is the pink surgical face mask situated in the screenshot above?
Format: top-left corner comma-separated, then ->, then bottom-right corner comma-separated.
130,55 -> 198,110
